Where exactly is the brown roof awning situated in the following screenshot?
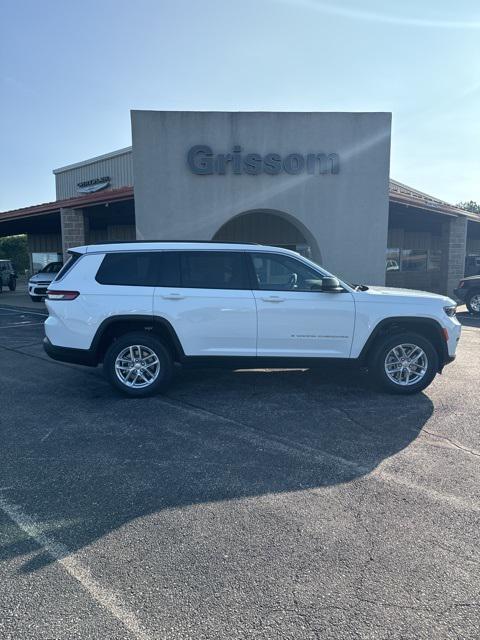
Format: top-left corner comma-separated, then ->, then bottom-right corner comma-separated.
0,186 -> 134,222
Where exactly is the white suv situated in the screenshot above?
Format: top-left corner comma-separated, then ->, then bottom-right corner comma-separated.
43,242 -> 461,397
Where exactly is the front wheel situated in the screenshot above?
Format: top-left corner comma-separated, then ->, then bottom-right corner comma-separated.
103,332 -> 173,397
369,332 -> 439,394
466,291 -> 480,316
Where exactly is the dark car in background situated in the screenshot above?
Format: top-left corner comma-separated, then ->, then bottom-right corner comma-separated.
0,259 -> 17,293
454,276 -> 480,315
464,255 -> 480,277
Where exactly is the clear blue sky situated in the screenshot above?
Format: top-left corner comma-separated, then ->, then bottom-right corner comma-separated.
1,0 -> 479,211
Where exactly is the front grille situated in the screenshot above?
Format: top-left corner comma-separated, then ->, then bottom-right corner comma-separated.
33,287 -> 48,295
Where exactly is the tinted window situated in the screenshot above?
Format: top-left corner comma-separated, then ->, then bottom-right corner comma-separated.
158,251 -> 181,287
96,252 -> 159,286
249,252 -> 324,291
180,251 -> 248,289
54,253 -> 79,281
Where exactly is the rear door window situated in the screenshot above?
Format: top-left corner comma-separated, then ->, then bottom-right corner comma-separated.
179,251 -> 249,289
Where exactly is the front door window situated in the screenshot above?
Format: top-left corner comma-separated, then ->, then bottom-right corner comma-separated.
250,252 -> 324,291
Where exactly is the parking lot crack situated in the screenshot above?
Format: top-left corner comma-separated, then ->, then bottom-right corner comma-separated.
420,429 -> 480,458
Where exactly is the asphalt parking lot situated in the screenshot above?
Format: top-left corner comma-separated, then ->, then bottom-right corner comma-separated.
0,304 -> 479,639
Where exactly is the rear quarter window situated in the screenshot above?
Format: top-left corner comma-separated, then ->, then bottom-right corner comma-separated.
54,253 -> 80,281
95,252 -> 159,286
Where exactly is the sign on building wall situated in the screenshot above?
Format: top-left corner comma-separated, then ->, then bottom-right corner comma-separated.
187,145 -> 339,176
77,176 -> 110,193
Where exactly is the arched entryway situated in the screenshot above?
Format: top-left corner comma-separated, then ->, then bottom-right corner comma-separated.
212,209 -> 322,262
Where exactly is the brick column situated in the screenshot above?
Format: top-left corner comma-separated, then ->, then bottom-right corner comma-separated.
440,215 -> 467,298
60,208 -> 86,260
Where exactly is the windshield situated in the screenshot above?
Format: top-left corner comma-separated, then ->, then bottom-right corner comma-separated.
40,262 -> 63,273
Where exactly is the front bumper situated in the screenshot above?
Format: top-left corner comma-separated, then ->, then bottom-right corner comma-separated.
43,337 -> 97,367
29,283 -> 49,297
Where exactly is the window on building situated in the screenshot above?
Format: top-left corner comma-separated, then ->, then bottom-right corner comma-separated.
386,248 -> 441,273
401,249 -> 428,272
96,252 -> 159,286
427,249 -> 442,271
249,252 -> 323,290
32,252 -> 62,273
179,251 -> 249,289
386,248 -> 400,272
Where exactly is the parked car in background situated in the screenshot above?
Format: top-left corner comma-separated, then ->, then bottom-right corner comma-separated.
0,259 -> 17,293
28,261 -> 63,301
464,254 -> 480,277
454,275 -> 480,315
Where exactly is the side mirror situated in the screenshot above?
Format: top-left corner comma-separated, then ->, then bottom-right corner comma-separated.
321,276 -> 343,292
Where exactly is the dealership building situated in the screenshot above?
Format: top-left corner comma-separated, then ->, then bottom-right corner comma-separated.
1,110 -> 479,296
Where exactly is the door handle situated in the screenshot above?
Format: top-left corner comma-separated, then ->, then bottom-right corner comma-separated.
161,293 -> 186,300
261,296 -> 285,303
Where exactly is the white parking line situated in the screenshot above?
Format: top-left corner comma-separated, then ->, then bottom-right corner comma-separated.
0,306 -> 48,317
0,496 -> 152,640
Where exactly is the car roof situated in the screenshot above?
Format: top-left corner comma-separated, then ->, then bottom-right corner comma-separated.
69,241 -> 303,258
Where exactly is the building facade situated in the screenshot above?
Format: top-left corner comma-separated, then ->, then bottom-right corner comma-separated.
1,110 -> 479,296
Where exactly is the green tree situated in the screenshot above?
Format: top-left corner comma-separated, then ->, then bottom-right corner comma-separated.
0,235 -> 29,272
457,201 -> 480,214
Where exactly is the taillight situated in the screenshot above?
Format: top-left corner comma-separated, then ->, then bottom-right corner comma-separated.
46,290 -> 79,301
459,281 -> 465,288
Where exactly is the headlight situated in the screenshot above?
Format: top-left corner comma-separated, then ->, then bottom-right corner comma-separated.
444,305 -> 457,317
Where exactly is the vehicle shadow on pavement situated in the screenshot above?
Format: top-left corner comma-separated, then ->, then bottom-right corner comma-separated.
0,361 -> 433,574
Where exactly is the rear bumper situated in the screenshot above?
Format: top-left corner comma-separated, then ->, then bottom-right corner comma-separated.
43,337 -> 97,367
453,288 -> 466,302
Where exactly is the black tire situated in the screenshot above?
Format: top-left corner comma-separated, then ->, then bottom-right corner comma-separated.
369,332 -> 439,395
466,290 -> 480,316
103,331 -> 173,397
30,295 -> 42,302
8,277 -> 16,291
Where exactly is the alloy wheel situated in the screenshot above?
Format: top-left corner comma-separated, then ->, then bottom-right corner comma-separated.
384,343 -> 428,386
469,294 -> 480,313
115,345 -> 160,388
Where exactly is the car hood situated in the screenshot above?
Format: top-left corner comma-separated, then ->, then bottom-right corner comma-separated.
357,285 -> 454,306
29,272 -> 56,283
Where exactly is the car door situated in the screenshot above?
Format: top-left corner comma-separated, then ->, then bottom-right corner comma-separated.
247,251 -> 355,358
153,250 -> 257,357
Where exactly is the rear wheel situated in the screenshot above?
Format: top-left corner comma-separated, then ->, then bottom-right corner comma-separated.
103,332 -> 173,397
369,332 -> 439,394
8,277 -> 16,291
466,290 -> 480,316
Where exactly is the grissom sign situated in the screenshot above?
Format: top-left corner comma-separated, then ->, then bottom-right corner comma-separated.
187,145 -> 339,175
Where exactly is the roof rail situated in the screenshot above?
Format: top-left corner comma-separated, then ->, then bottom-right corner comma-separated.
90,240 -> 261,246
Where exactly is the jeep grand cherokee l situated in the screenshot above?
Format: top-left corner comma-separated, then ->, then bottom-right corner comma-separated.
43,242 -> 461,397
